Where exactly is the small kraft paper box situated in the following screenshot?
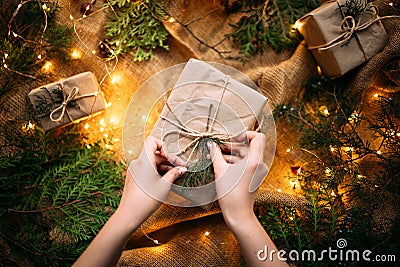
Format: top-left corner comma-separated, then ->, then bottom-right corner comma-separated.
28,72 -> 106,131
296,0 -> 388,77
151,59 -> 267,206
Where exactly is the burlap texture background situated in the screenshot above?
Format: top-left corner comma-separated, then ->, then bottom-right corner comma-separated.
1,0 -> 399,266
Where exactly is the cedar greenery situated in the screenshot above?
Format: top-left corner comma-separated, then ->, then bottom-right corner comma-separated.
105,0 -> 169,61
0,126 -> 124,266
257,75 -> 400,266
226,0 -> 321,59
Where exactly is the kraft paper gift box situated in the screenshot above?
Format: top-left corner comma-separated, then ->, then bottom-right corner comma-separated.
296,0 -> 388,77
28,72 -> 106,131
151,59 -> 267,206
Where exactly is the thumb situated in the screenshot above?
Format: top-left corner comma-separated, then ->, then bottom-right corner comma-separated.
162,166 -> 187,183
207,141 -> 227,174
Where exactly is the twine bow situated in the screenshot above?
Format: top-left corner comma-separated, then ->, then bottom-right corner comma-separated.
49,83 -> 99,122
308,3 -> 400,52
160,76 -> 249,163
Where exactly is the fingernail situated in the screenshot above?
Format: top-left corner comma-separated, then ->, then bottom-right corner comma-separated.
175,166 -> 187,175
207,141 -> 215,149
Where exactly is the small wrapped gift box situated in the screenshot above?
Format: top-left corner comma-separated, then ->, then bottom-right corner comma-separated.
151,59 -> 267,205
296,0 -> 388,77
28,72 -> 106,131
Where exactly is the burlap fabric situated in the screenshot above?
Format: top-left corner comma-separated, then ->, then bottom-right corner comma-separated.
2,0 -> 398,266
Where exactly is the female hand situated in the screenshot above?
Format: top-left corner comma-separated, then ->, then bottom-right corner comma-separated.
208,131 -> 268,225
117,136 -> 187,224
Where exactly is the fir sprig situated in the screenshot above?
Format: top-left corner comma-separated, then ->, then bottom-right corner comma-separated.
105,0 -> 169,61
0,126 -> 124,265
182,137 -> 223,188
227,0 -> 321,59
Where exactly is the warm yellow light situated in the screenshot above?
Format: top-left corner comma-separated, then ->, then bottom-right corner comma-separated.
319,106 -> 329,116
128,150 -> 133,155
204,231 -> 210,236
113,138 -> 120,143
110,117 -> 118,124
37,54 -> 42,59
104,133 -> 109,138
293,20 -> 301,30
100,118 -> 106,126
153,240 -> 159,244
71,49 -> 82,59
373,93 -> 379,98
91,50 -> 96,55
105,102 -> 112,108
86,144 -> 91,149
376,150 -> 382,155
277,188 -> 282,192
290,180 -> 297,186
344,147 -> 354,152
397,133 -> 400,137
41,61 -> 53,73
84,123 -> 90,130
286,148 -> 291,153
100,127 -> 105,132
330,191 -> 336,197
70,14 -> 74,20
316,65 -> 323,76
12,32 -> 17,37
3,63 -> 8,69
389,2 -> 393,6
168,17 -> 175,23
111,73 -> 122,84
289,216 -> 294,221
330,146 -> 335,152
4,53 -> 8,59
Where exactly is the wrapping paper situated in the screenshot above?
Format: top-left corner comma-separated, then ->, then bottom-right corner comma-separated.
28,72 -> 105,131
297,0 -> 388,77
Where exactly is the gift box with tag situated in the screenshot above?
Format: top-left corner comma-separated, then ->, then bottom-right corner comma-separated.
28,72 -> 106,131
296,0 -> 388,77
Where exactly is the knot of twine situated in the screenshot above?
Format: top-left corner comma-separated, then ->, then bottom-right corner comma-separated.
160,76 -> 246,163
49,83 -> 99,122
308,4 -> 400,52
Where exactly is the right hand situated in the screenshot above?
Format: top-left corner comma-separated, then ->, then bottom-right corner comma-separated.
208,131 -> 268,225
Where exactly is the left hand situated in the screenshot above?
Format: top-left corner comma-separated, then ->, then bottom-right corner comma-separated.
116,136 -> 186,225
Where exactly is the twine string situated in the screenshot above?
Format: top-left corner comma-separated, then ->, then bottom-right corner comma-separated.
160,76 -> 245,161
308,3 -> 400,51
49,83 -> 99,122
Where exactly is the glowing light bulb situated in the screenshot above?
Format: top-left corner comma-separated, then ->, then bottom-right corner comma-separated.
71,49 -> 82,59
91,50 -> 96,55
330,146 -> 335,152
99,118 -> 105,126
105,102 -> 112,108
104,133 -> 109,138
389,2 -> 393,6
153,240 -> 159,244
330,191 -> 336,197
41,61 -> 53,73
128,150 -> 133,155
70,14 -> 74,20
100,127 -> 105,132
111,73 -> 122,84
397,133 -> 400,137
286,148 -> 291,153
84,123 -> 90,130
37,54 -> 42,59
3,63 -> 8,69
168,17 -> 176,23
376,150 -> 382,155
373,93 -> 379,98
4,53 -> 8,59
12,32 -> 17,37
316,65 -> 323,76
277,188 -> 282,192
204,231 -> 210,236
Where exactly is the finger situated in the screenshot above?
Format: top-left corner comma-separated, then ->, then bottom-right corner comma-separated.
157,164 -> 173,174
247,132 -> 266,165
207,141 -> 228,174
221,142 -> 249,158
162,166 -> 187,183
222,154 -> 242,164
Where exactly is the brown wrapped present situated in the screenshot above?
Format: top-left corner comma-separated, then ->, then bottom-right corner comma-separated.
151,59 -> 267,206
296,0 -> 388,77
28,72 -> 106,131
